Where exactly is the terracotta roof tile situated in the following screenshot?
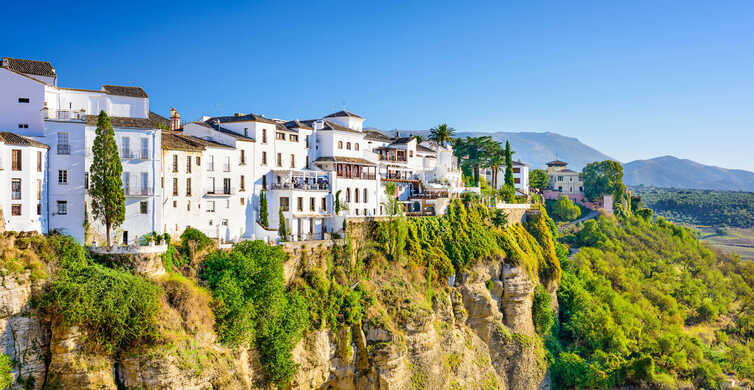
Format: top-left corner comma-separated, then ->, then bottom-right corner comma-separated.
101,85 -> 148,98
324,110 -> 363,119
209,113 -> 277,125
314,156 -> 376,166
1,57 -> 55,77
85,115 -> 162,129
0,132 -> 49,149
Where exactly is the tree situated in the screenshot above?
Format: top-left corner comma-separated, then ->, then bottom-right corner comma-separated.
483,141 -> 505,188
453,136 -> 495,186
278,208 -> 288,241
334,190 -> 348,215
259,191 -> 269,227
428,123 -> 455,147
529,169 -> 549,191
380,182 -> 407,261
581,160 -> 626,202
549,195 -> 582,222
504,140 -> 515,188
89,111 -> 125,246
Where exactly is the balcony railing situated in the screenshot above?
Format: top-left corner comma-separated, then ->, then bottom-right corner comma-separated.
223,164 -> 231,172
205,187 -> 236,196
410,191 -> 449,199
383,172 -> 414,180
270,182 -> 330,191
336,172 -> 376,180
120,150 -> 136,159
51,109 -> 86,121
124,186 -> 154,196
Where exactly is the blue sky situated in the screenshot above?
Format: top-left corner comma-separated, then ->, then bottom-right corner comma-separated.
2,1 -> 753,170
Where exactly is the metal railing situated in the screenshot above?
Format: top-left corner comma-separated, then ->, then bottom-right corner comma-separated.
410,191 -> 449,199
205,187 -> 236,196
270,182 -> 330,191
124,186 -> 154,196
336,172 -> 376,180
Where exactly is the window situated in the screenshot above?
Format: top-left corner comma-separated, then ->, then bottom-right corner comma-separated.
240,175 -> 245,191
173,200 -> 177,208
262,175 -> 267,190
346,142 -> 351,150
186,156 -> 192,173
240,150 -> 246,165
297,197 -> 303,211
18,124 -> 28,129
244,128 -> 248,137
172,178 -> 178,196
172,154 -> 178,172
276,132 -> 285,141
261,151 -> 267,165
290,154 -> 295,168
356,209 -> 360,215
11,204 -> 21,216
140,201 -> 148,214
85,173 -> 89,189
409,151 -> 413,158
37,151 -> 42,171
290,134 -> 298,142
276,153 -> 282,167
11,179 -> 21,199
513,167 -> 521,174
121,137 -> 131,158
338,141 -> 343,149
322,197 -> 327,212
56,201 -> 67,215
18,98 -> 30,103
355,143 -> 359,151
223,178 -> 231,194
186,178 -> 192,196
37,203 -> 41,215
305,156 -> 309,169
208,155 -> 215,171
224,156 -> 230,172
363,188 -> 367,203
196,156 -> 201,166
58,170 -> 68,184
12,149 -> 21,170
240,197 -> 245,205
208,200 -> 216,212
355,188 -> 359,203
305,135 -> 310,148
187,200 -> 191,211
558,176 -> 563,182
310,197 -> 315,211
37,179 -> 42,200
346,188 -> 351,202
280,197 -> 289,211
262,129 -> 267,143
140,138 -> 149,159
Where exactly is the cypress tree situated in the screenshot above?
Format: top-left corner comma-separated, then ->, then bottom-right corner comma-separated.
89,111 -> 125,246
504,140 -> 515,188
259,191 -> 269,227
278,208 -> 288,241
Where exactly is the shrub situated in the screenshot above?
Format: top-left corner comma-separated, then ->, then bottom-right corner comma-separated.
547,195 -> 581,222
200,240 -> 307,388
0,353 -> 12,389
532,284 -> 555,336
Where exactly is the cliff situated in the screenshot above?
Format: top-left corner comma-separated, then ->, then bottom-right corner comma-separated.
0,201 -> 561,389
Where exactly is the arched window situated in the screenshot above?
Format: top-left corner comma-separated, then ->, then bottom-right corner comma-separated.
355,143 -> 359,151
346,142 -> 351,150
338,141 -> 343,149
346,188 -> 351,202
355,188 -> 360,203
363,188 -> 367,203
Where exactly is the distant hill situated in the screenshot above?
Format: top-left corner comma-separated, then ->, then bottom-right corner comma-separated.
624,156 -> 754,192
397,130 -> 614,170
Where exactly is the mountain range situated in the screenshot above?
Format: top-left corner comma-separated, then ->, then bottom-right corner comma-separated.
395,129 -> 753,192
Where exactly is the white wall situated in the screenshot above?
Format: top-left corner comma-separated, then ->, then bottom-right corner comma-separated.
0,143 -> 48,233
0,69 -> 46,136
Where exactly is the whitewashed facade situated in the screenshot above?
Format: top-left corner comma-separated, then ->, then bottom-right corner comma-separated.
483,160 -> 530,196
0,133 -> 48,233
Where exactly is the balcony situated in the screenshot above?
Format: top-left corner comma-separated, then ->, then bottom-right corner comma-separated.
383,171 -> 415,181
47,109 -> 86,121
124,186 -> 154,197
336,172 -> 376,180
410,191 -> 449,199
205,187 -> 236,196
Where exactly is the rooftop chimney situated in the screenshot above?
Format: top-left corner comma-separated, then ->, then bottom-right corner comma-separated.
169,107 -> 181,131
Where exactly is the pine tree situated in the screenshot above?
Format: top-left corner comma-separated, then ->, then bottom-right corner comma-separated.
259,191 -> 269,227
278,208 -> 288,241
504,140 -> 515,188
89,111 -> 125,246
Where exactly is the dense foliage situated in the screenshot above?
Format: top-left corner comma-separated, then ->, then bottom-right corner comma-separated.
42,234 -> 161,354
88,111 -> 125,246
546,195 -> 582,222
582,160 -> 625,202
550,214 -> 754,388
0,353 -> 12,389
200,240 -> 307,388
529,169 -> 549,191
632,186 -> 754,228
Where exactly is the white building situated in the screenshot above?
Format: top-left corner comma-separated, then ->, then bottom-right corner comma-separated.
1,57 -> 164,244
483,160 -> 530,196
0,132 -> 49,233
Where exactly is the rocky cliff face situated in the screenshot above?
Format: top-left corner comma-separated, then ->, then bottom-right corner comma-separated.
1,240 -> 554,390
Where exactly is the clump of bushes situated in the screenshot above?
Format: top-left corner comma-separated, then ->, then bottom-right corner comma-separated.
200,240 -> 307,388
546,195 -> 582,222
41,234 -> 161,354
0,353 -> 13,389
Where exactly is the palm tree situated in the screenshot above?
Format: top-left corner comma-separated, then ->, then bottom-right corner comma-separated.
484,142 -> 506,188
429,123 -> 455,147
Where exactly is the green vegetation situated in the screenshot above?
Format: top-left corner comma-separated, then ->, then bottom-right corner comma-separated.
428,123 -> 455,147
278,209 -> 288,241
632,186 -> 754,228
0,353 -> 13,389
546,195 -> 582,222
88,111 -> 125,246
259,191 -> 269,227
581,160 -> 625,202
529,169 -> 549,191
503,140 -> 514,188
42,234 -> 161,354
199,241 -> 307,388
550,214 -> 754,388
